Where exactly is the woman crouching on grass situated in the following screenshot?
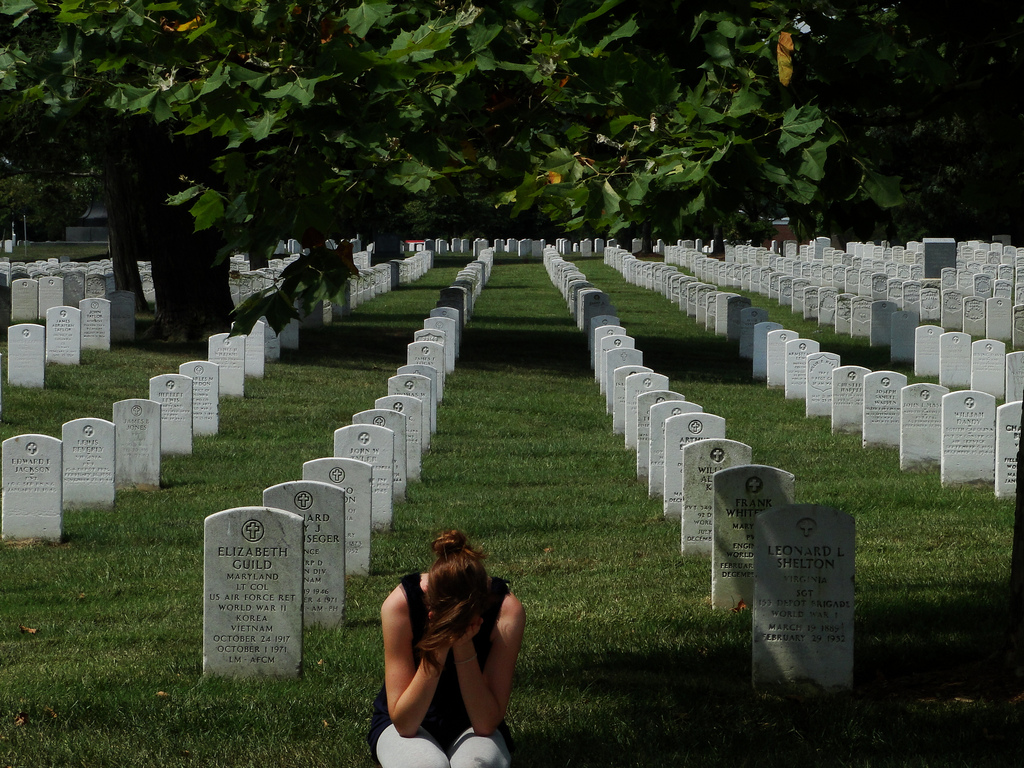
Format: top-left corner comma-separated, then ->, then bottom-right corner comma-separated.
368,530 -> 526,768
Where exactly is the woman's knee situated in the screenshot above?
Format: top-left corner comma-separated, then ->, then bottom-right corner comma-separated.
375,725 -> 451,768
448,729 -> 511,768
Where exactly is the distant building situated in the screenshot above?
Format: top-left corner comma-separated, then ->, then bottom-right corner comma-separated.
65,200 -> 108,242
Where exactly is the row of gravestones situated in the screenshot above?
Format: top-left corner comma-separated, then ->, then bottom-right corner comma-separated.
665,240 -> 1024,346
0,244 -> 440,541
619,245 -> 1024,349
0,319 -> 284,540
606,246 -> 1023,500
544,250 -> 855,695
201,252 -> 494,679
228,250 -> 434,326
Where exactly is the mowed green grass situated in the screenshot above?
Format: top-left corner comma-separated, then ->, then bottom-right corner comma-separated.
1,253 -> 1021,768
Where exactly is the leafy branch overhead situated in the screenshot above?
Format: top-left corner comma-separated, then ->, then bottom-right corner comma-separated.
6,0 -> 984,321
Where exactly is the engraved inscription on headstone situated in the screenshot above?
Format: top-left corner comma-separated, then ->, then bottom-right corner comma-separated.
203,506 -> 303,678
753,504 -> 855,694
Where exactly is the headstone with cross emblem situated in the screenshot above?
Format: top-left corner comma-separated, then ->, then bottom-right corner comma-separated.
862,371 -> 908,449
388,373 -> 434,441
79,297 -> 111,351
203,506 -> 304,678
353,409 -> 408,502
996,401 -> 1021,499
636,390 -> 686,482
333,424 -> 395,531
663,412 -> 726,520
414,327 -> 453,374
398,362 -> 440,412
2,434 -> 63,540
179,360 -> 220,437
591,324 -> 626,369
375,395 -> 423,479
113,398 -> 161,491
784,338 -> 820,401
899,383 -> 949,471
752,321 -> 783,382
149,374 -> 194,456
38,276 -> 64,320
914,325 -> 943,377
61,417 -> 115,510
712,464 -> 795,610
406,342 -> 445,400
263,481 -> 346,628
648,400 -> 703,497
45,306 -> 81,365
10,278 -> 38,323
598,336 -> 637,392
971,339 -> 1006,399
610,364 -> 650,424
623,372 -> 669,446
804,352 -> 841,418
831,365 -> 871,435
8,323 -> 44,388
941,390 -> 997,487
939,331 -> 972,389
208,332 -> 245,398
302,457 -> 372,575
680,438 -> 752,557
752,504 -> 855,694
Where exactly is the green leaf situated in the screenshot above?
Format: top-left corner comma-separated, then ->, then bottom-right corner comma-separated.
778,104 -> 824,153
593,17 -> 638,55
862,168 -> 904,208
190,189 -> 225,231
345,0 -> 393,38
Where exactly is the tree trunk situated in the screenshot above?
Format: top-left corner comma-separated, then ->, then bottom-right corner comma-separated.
103,132 -> 149,313
129,121 -> 233,341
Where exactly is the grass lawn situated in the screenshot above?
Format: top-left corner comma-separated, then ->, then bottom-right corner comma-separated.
1,252 -> 1021,767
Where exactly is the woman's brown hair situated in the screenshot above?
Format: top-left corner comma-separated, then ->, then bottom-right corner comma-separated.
416,530 -> 489,671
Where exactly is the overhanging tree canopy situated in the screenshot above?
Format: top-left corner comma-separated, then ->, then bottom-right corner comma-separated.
1,0 -> 911,331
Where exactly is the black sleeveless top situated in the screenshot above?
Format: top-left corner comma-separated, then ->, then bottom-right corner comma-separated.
367,573 -> 513,761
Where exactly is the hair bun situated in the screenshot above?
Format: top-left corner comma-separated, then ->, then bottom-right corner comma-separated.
432,530 -> 468,558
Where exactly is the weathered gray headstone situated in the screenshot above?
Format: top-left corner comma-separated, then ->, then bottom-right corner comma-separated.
2,434 -> 63,540
203,506 -> 303,678
109,290 -> 136,343
61,417 -> 115,511
263,481 -> 346,628
302,457 -> 372,576
11,278 -> 38,323
113,398 -> 161,491
914,325 -> 943,377
962,295 -> 987,338
680,438 -> 752,557
752,504 -> 855,694
664,412 -> 726,519
712,465 -> 795,611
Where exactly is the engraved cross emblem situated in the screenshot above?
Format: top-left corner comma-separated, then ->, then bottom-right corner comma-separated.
242,519 -> 264,542
329,467 -> 346,483
294,491 -> 314,510
25,442 -> 37,456
358,432 -> 371,444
